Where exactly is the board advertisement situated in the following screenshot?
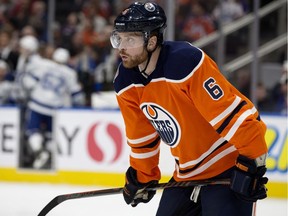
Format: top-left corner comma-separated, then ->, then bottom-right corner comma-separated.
0,107 -> 286,198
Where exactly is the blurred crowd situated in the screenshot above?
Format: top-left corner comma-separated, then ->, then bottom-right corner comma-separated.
0,0 -> 286,112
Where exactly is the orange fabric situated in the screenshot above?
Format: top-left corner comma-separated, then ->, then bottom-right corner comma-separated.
115,43 -> 267,183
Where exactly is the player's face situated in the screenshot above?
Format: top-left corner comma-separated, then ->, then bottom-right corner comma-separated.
110,31 -> 148,68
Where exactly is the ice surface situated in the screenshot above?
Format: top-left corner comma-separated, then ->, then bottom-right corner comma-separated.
0,182 -> 287,216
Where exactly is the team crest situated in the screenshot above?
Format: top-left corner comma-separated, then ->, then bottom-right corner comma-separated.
144,3 -> 156,12
141,103 -> 181,148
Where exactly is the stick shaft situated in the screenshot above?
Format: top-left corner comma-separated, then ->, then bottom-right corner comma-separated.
38,178 -> 230,216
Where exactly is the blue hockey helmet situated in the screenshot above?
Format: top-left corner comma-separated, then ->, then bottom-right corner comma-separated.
112,2 -> 167,47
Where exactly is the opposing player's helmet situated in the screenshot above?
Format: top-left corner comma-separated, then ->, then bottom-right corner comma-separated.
19,35 -> 39,53
53,48 -> 70,64
111,2 -> 167,48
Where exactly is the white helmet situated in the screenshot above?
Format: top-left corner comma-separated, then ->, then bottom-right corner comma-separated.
52,48 -> 70,64
19,35 -> 39,53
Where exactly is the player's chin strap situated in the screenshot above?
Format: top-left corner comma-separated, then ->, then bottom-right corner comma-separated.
140,45 -> 158,79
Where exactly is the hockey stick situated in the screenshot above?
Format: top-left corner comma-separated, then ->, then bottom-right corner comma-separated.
38,178 -> 230,216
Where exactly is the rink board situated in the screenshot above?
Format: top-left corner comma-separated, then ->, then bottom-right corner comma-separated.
0,107 -> 287,198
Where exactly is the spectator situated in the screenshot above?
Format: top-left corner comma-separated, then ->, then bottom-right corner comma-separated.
93,48 -> 119,91
0,29 -> 19,77
182,2 -> 215,42
80,16 -> 97,47
0,59 -> 15,105
256,82 -> 273,112
0,0 -> 13,16
212,0 -> 247,56
271,61 -> 288,114
39,43 -> 55,60
20,24 -> 38,37
0,12 -> 14,35
234,69 -> 251,98
75,45 -> 98,105
212,0 -> 245,26
60,12 -> 80,55
8,0 -> 33,31
28,0 -> 47,42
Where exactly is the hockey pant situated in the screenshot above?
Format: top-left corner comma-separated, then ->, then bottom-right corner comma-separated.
156,168 -> 254,216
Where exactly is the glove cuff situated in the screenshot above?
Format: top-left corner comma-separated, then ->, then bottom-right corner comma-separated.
236,154 -> 267,174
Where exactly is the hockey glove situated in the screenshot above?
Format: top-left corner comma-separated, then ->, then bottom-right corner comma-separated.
123,166 -> 158,207
230,154 -> 268,202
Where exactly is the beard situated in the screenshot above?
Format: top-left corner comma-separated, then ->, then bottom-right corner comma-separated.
120,48 -> 148,69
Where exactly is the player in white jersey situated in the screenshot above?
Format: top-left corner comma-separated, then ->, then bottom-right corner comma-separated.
20,46 -> 84,169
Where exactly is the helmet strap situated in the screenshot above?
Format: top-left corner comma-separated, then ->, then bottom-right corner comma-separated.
140,38 -> 158,78
140,51 -> 152,78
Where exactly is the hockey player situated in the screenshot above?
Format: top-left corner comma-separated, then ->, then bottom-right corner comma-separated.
51,48 -> 85,107
110,2 -> 268,216
19,43 -> 84,169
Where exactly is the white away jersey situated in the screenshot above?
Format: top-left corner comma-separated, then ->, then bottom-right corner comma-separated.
21,55 -> 82,115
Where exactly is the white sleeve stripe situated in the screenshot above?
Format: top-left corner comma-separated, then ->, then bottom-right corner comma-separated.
178,137 -> 226,168
224,107 -> 257,141
210,96 -> 242,126
251,106 -> 257,114
130,146 -> 160,159
176,146 -> 236,179
127,132 -> 158,145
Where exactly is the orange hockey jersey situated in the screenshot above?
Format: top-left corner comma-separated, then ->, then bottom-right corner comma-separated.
114,41 -> 268,183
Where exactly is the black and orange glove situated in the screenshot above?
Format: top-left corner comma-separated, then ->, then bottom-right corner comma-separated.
230,154 -> 268,202
123,166 -> 158,207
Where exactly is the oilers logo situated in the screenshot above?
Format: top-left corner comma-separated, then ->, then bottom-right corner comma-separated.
141,103 -> 181,148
